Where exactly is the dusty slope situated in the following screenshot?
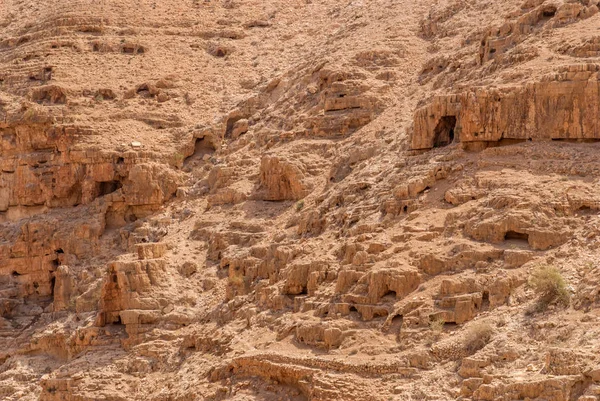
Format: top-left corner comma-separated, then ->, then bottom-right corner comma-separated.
3,0 -> 600,400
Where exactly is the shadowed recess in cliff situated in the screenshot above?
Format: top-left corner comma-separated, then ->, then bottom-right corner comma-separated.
96,180 -> 122,197
433,116 -> 456,147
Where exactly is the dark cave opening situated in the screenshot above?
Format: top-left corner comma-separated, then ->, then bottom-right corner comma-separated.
382,289 -> 397,301
96,180 -> 122,196
504,230 -> 529,242
433,116 -> 457,148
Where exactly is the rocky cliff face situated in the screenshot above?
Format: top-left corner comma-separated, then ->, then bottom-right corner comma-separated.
3,0 -> 600,400
412,64 -> 600,150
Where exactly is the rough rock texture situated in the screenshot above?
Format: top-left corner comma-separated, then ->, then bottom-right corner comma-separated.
3,0 -> 600,400
412,65 -> 600,149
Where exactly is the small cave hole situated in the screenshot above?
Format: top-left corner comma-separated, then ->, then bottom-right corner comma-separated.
117,157 -> 125,164
50,277 -> 56,297
349,305 -> 359,313
382,290 -> 397,301
443,321 -> 458,329
389,314 -> 403,333
504,231 -> 529,242
51,259 -> 59,269
433,116 -> 457,148
541,6 -> 557,19
96,180 -> 122,196
403,205 -> 408,213
184,137 -> 216,166
136,84 -> 151,97
113,316 -> 123,325
55,248 -> 64,254
194,137 -> 215,156
11,271 -> 21,278
481,290 -> 490,311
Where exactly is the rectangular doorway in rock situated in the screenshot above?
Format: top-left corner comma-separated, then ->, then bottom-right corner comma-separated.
433,116 -> 457,147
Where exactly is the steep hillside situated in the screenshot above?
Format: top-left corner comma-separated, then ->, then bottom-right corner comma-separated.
2,0 -> 600,400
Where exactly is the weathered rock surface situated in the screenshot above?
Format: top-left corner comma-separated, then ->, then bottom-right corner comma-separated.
3,0 -> 600,400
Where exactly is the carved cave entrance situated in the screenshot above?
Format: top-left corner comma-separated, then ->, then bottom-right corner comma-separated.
433,116 -> 457,148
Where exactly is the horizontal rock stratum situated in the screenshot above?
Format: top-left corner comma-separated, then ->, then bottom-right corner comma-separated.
413,64 -> 600,149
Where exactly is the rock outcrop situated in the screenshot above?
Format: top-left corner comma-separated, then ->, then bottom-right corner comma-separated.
412,64 -> 600,149
3,0 -> 600,400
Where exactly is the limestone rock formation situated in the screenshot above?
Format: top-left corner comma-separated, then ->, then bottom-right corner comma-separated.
3,0 -> 600,400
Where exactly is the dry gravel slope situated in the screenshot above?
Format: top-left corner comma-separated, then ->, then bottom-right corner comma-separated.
2,0 -> 600,400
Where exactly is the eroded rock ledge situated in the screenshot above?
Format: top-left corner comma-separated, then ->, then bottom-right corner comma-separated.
412,64 -> 600,150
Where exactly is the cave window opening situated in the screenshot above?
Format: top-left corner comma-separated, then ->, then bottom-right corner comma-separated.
382,289 -> 397,301
443,321 -> 458,329
577,205 -> 593,215
194,137 -> 215,156
433,116 -> 457,148
481,290 -> 490,311
184,137 -> 216,165
504,231 -> 529,242
541,6 -> 557,20
97,180 -> 122,196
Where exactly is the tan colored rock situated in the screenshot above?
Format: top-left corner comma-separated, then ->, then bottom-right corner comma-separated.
52,265 -> 74,312
136,242 -> 167,260
258,156 -> 310,201
412,65 -> 600,150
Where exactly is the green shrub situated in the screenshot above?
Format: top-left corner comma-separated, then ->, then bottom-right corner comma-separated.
429,316 -> 445,333
529,265 -> 570,309
295,200 -> 304,212
463,321 -> 493,354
